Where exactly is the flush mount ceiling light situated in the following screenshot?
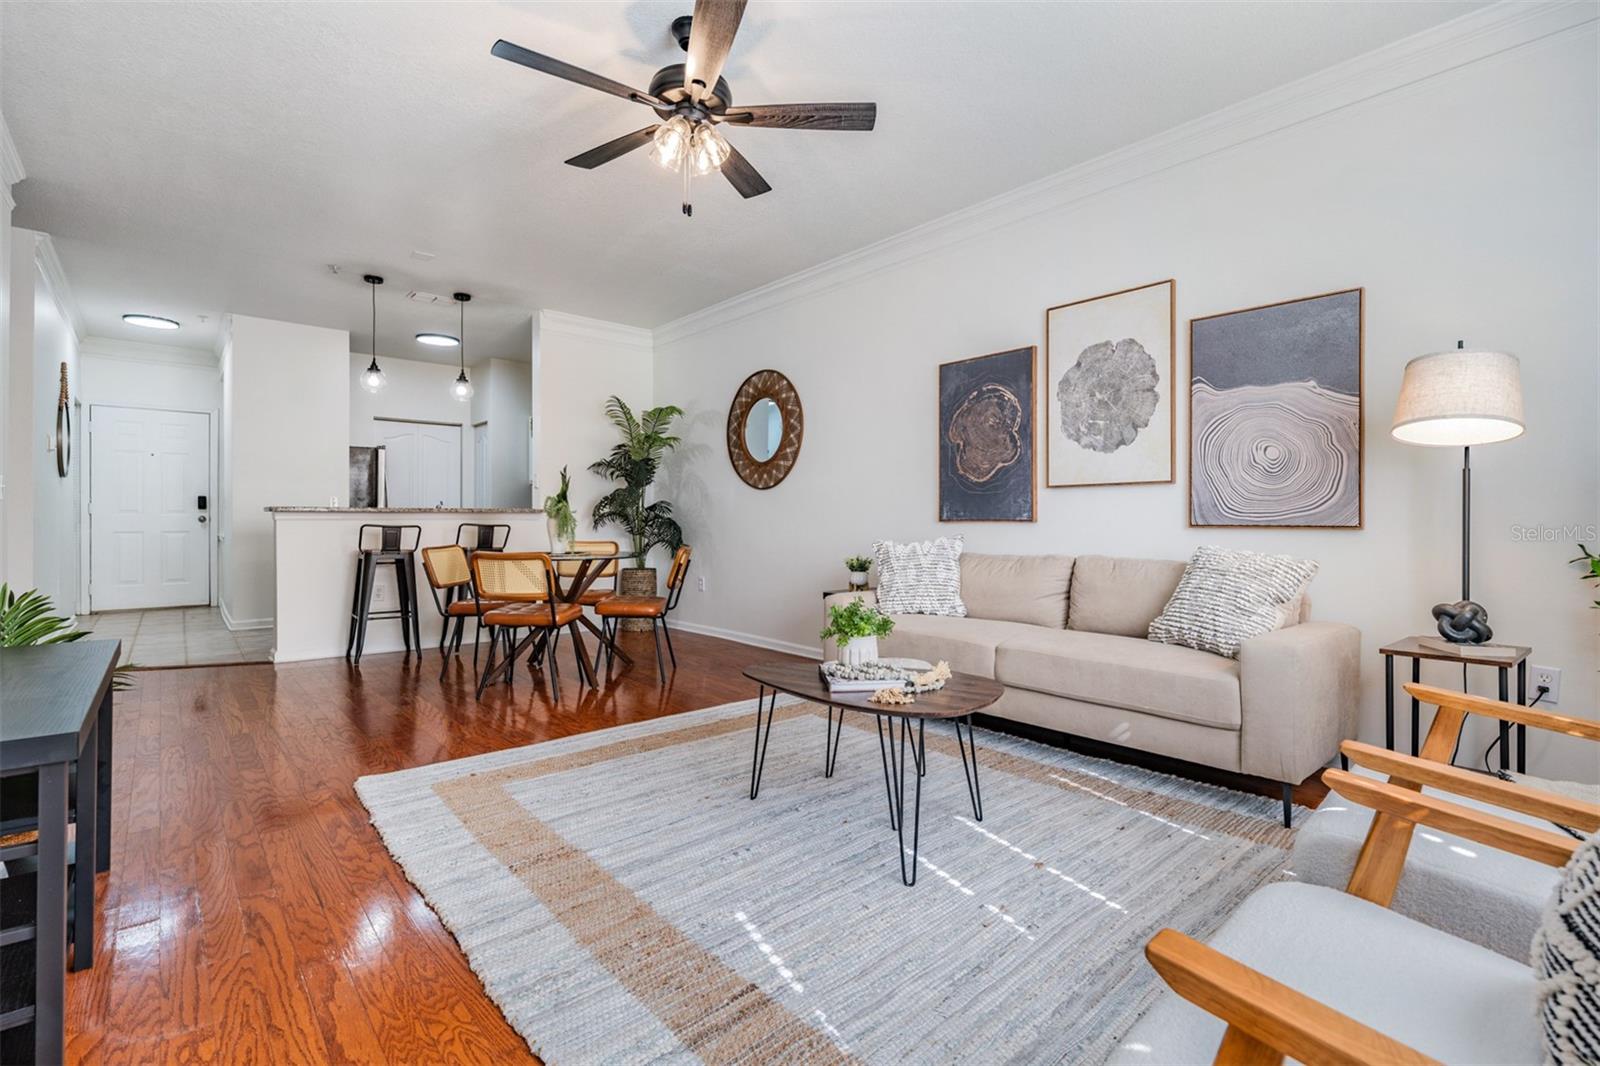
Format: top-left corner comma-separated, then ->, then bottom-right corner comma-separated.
491,0 -> 877,217
450,293 -> 474,402
359,274 -> 388,394
123,313 -> 179,330
415,332 -> 460,348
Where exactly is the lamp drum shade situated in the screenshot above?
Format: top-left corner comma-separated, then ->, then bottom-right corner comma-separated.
1391,349 -> 1524,447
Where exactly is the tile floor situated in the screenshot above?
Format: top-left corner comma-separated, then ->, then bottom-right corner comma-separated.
78,606 -> 273,667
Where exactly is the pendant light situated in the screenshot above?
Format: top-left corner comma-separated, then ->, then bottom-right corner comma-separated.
359,274 -> 388,394
450,292 -> 474,402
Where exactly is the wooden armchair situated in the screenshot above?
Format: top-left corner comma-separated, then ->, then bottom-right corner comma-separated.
1289,682 -> 1600,958
1118,744 -> 1595,1065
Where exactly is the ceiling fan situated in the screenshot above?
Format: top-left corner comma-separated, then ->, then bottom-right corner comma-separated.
491,0 -> 877,216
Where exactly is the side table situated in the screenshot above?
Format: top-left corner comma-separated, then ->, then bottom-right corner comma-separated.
1379,636 -> 1530,771
822,586 -> 875,599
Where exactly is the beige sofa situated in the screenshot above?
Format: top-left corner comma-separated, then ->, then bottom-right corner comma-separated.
822,553 -> 1360,825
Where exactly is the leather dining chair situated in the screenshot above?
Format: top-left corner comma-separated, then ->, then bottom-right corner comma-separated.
420,544 -> 508,678
470,551 -> 589,700
595,546 -> 691,680
555,540 -> 621,607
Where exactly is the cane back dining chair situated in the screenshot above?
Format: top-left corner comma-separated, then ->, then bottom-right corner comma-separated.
555,540 -> 621,606
419,544 -> 508,677
594,545 -> 691,680
470,551 -> 589,700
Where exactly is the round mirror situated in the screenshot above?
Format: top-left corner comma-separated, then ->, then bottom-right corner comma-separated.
727,369 -> 803,489
743,397 -> 782,462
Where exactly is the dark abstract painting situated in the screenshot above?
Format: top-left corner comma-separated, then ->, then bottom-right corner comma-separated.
939,346 -> 1035,522
1189,288 -> 1363,528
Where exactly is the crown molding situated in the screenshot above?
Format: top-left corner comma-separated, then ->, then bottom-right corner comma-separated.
653,0 -> 1596,349
0,111 -> 24,194
32,234 -> 86,341
80,334 -> 220,369
539,309 -> 653,352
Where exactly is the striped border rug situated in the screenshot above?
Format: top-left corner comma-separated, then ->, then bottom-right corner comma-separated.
356,695 -> 1301,1064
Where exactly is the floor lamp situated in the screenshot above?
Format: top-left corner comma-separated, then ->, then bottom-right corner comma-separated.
1391,342 -> 1525,644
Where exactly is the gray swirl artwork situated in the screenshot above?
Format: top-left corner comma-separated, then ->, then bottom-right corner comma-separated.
1056,338 -> 1161,453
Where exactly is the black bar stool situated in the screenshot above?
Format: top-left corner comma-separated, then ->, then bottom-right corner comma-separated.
456,522 -> 511,554
345,524 -> 422,664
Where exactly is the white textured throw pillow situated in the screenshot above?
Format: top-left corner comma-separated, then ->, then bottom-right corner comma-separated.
1533,831 -> 1600,1065
1147,546 -> 1318,658
873,536 -> 966,617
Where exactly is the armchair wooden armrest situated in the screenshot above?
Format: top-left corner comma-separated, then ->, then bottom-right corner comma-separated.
1144,929 -> 1438,1066
1341,740 -> 1600,833
1324,768 -> 1580,905
1402,682 -> 1600,764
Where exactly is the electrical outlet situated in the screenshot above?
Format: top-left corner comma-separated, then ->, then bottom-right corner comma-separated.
697,576 -> 706,592
371,581 -> 389,605
1530,665 -> 1561,706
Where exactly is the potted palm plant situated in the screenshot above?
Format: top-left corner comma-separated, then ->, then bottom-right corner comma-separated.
590,396 -> 684,629
1,585 -> 136,688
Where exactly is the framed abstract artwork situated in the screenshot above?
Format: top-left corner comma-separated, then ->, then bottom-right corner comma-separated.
1189,287 -> 1363,528
938,346 -> 1036,522
1045,279 -> 1174,487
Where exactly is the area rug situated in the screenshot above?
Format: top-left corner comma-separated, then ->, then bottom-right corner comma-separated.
356,696 -> 1303,1065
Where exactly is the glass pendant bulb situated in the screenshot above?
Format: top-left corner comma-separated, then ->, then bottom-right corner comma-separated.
451,369 -> 474,402
450,291 -> 473,402
650,115 -> 693,171
360,357 -> 387,394
689,123 -> 731,176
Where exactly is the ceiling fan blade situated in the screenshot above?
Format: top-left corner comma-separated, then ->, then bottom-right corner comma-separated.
564,126 -> 661,169
720,142 -> 771,199
722,102 -> 877,131
491,39 -> 659,106
684,0 -> 747,104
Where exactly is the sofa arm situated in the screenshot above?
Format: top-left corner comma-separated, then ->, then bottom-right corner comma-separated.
821,589 -> 878,660
1239,622 -> 1361,783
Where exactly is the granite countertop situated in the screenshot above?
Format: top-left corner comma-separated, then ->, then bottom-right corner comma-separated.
266,506 -> 545,514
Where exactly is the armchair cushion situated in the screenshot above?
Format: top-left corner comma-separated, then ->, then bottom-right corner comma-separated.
1110,881 -> 1540,1065
1291,766 -> 1564,960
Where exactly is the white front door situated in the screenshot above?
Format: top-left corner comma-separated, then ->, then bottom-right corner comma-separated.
473,422 -> 490,506
378,419 -> 462,508
89,405 -> 211,611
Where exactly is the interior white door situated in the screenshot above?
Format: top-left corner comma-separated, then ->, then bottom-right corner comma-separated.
89,405 -> 211,611
473,423 -> 490,507
378,420 -> 461,508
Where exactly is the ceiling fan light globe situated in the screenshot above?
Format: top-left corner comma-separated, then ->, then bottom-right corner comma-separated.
650,115 -> 693,171
689,123 -> 731,175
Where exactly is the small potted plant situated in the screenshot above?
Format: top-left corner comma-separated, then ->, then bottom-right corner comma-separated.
844,555 -> 872,589
820,598 -> 895,666
544,466 -> 576,553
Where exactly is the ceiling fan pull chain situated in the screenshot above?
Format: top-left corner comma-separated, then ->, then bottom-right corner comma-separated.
682,159 -> 693,217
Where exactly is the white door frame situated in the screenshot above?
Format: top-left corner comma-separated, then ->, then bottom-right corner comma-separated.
81,402 -> 219,613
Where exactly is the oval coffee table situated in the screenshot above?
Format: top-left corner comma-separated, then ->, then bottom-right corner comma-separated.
742,661 -> 1004,886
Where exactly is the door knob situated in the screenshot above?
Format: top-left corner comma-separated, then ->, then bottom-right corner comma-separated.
198,515 -> 208,524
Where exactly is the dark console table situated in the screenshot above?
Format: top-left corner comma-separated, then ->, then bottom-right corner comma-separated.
1380,636 -> 1530,771
0,640 -> 119,1064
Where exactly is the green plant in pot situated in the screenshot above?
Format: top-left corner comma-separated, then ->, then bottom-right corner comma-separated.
0,585 -> 136,688
544,466 -> 577,553
590,396 -> 684,629
820,597 -> 894,666
844,555 -> 872,589
1572,543 -> 1600,609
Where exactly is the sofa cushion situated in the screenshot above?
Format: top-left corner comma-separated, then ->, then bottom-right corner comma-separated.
1293,766 -> 1565,960
1067,555 -> 1186,637
994,628 -> 1241,729
873,536 -> 966,616
959,553 -> 1073,628
1148,545 -> 1319,658
1109,882 -> 1541,1066
877,614 -> 1044,679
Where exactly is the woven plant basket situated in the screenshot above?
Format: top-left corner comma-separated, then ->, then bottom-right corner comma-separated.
617,567 -> 657,631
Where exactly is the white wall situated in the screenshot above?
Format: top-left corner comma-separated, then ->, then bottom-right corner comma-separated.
219,313 -> 348,627
348,350 -> 474,503
30,245 -> 78,612
538,311 -> 653,544
654,20 -> 1600,780
4,227 -> 34,591
484,357 -> 532,509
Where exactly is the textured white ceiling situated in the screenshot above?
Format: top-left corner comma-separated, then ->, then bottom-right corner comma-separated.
3,0 -> 1482,360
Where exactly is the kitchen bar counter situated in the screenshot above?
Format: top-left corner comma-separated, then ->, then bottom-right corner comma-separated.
269,507 -> 548,662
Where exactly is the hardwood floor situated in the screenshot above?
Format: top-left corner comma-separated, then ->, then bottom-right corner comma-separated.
64,628 -> 1325,1064
65,629 -> 809,1065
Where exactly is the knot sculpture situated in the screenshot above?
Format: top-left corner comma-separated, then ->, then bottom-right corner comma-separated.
1432,599 -> 1493,644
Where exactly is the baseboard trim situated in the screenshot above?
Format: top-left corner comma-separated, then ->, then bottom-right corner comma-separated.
671,620 -> 820,660
219,602 -> 273,632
